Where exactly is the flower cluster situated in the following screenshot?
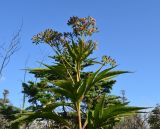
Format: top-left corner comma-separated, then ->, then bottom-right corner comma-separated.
102,56 -> 116,67
67,16 -> 98,36
32,16 -> 98,50
32,29 -> 64,46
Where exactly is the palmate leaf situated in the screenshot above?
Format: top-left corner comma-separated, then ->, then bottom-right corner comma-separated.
81,40 -> 96,61
75,66 -> 129,101
49,88 -> 76,101
12,102 -> 73,129
28,64 -> 68,80
75,65 -> 103,101
11,111 -> 71,129
49,80 -> 78,102
51,80 -> 74,93
93,67 -> 129,84
84,66 -> 114,95
102,106 -> 146,120
84,66 -> 129,96
81,58 -> 102,69
50,79 -> 84,103
94,94 -> 105,121
99,106 -> 147,128
66,41 -> 76,60
65,39 -> 95,62
71,39 -> 80,59
42,102 -> 73,112
27,68 -> 50,77
88,95 -> 147,129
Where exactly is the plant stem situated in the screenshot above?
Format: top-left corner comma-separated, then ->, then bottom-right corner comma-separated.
76,61 -> 81,82
76,102 -> 82,129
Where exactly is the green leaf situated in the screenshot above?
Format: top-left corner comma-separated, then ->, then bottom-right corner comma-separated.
12,111 -> 71,128
51,80 -> 74,92
94,95 -> 105,127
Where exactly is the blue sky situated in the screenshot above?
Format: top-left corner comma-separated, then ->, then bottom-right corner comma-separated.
0,0 -> 160,108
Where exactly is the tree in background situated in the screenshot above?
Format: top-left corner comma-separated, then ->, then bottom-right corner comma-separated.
120,90 -> 128,104
114,90 -> 149,129
0,29 -> 21,78
12,16 -> 146,129
0,28 -> 21,128
0,89 -> 20,129
148,104 -> 160,129
114,112 -> 149,129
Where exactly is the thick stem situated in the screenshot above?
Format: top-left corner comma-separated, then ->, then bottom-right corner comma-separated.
75,50 -> 82,129
76,102 -> 82,129
76,61 -> 81,82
